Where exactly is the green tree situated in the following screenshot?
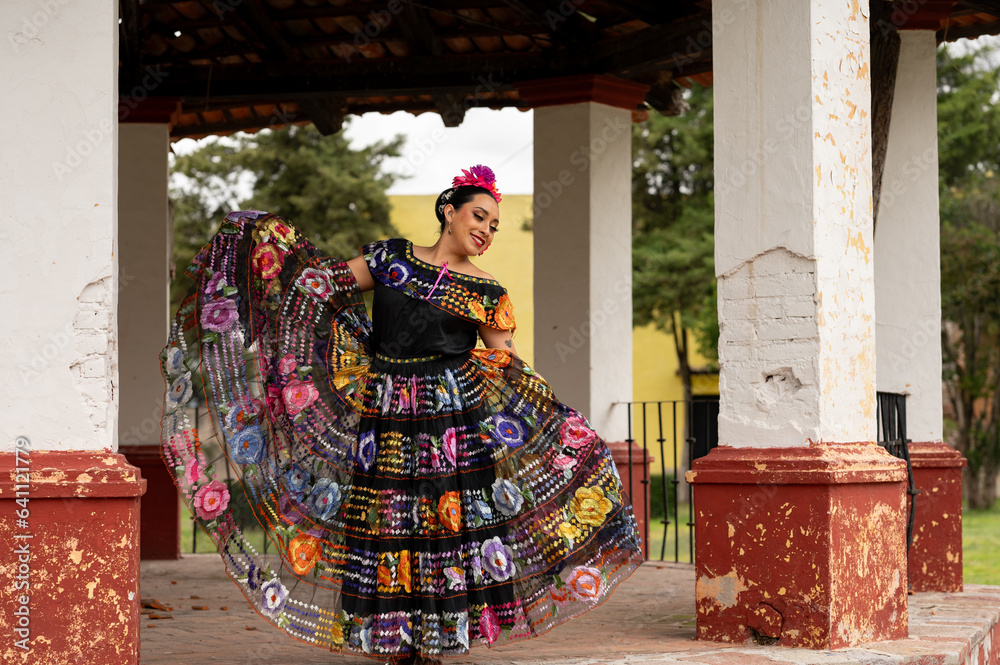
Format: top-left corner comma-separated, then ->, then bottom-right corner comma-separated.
170,123 -> 404,310
631,83 -> 718,405
938,44 -> 1000,509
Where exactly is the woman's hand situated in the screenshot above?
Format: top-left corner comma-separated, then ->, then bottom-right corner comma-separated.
347,255 -> 375,292
479,324 -> 519,358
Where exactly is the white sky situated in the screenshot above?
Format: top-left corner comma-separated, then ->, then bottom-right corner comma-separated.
343,107 -> 535,195
171,106 -> 535,196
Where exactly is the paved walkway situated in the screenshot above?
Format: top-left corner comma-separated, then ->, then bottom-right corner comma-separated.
139,555 -> 1000,664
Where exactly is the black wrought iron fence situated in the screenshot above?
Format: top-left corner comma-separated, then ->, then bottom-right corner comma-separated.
187,402 -> 273,555
876,391 -> 919,550
620,397 -> 719,563
186,398 -> 724,558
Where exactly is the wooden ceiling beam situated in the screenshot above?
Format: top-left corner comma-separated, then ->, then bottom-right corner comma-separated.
396,4 -> 472,127
172,98 -> 527,137
120,0 -> 143,86
590,14 -> 712,77
954,0 -> 1000,16
211,0 -> 350,135
141,14 -> 713,102
144,51 -> 554,100
174,110 -> 311,137
938,16 -> 1000,39
594,0 -> 700,25
145,16 -> 536,43
398,3 -> 442,56
253,0 -> 512,21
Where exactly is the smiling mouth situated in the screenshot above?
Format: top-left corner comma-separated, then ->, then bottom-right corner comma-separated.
472,235 -> 485,248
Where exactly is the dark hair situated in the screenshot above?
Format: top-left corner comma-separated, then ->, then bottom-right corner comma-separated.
434,185 -> 497,231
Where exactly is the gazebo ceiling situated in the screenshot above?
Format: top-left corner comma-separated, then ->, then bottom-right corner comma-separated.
118,0 -> 1000,140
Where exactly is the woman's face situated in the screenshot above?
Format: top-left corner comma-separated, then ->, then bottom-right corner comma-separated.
445,193 -> 500,256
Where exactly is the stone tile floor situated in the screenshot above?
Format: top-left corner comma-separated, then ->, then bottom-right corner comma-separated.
140,555 -> 1000,665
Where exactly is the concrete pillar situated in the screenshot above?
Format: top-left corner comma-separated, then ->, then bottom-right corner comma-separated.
519,74 -> 647,442
118,105 -> 181,560
874,30 -> 965,592
0,1 -> 145,662
688,0 -> 908,649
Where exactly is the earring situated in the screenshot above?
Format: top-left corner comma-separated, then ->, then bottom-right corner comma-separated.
448,221 -> 452,234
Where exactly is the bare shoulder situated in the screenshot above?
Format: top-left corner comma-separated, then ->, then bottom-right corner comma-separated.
469,265 -> 496,281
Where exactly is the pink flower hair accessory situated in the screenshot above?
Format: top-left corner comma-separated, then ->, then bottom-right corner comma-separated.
452,164 -> 502,203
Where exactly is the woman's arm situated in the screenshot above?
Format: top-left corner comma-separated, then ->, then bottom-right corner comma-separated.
479,324 -> 519,358
347,255 -> 375,292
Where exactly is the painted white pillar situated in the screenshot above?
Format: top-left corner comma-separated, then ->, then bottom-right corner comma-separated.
0,2 -> 145,662
119,123 -> 171,446
528,80 -> 641,441
714,0 -> 876,448
689,2 -> 908,648
874,30 -> 942,444
0,0 -> 119,452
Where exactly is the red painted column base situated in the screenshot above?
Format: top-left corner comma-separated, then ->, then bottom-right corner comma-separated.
907,441 -> 966,592
0,450 -> 146,664
608,441 -> 653,559
120,444 -> 181,560
687,445 -> 909,649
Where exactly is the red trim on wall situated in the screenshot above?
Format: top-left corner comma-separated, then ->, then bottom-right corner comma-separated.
118,97 -> 182,126
516,74 -> 649,111
889,1 -> 957,30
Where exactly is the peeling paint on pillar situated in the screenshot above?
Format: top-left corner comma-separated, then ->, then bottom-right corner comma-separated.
0,451 -> 145,664
707,0 -> 901,649
689,445 -> 908,649
908,442 -> 967,592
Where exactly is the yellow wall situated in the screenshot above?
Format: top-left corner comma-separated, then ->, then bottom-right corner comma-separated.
388,194 -> 718,462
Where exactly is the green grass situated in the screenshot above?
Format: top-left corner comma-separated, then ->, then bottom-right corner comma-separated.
963,501 -> 1000,585
179,504 -> 272,555
646,506 -> 693,563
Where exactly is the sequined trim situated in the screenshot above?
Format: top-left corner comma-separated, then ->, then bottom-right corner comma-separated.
374,352 -> 445,364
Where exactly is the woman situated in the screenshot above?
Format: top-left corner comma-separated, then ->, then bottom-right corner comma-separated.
160,165 -> 642,664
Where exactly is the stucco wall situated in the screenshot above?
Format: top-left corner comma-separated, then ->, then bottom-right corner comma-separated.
1,0 -> 119,452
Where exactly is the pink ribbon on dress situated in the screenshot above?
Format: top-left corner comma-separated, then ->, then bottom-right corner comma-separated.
425,261 -> 451,300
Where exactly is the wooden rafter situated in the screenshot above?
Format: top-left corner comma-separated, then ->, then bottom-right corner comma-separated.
590,14 -> 712,78
595,0 -> 700,25
123,0 -> 995,138
938,16 -> 1000,40
954,0 -> 1000,17
396,3 -> 471,127
201,0 -> 348,134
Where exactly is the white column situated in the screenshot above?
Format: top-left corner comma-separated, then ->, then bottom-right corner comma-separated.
874,31 -> 942,444
0,0 -> 119,452
119,124 -> 171,446
714,0 -> 875,448
533,101 -> 633,440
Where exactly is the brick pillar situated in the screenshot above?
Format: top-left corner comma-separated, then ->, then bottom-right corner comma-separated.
689,0 -> 908,649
